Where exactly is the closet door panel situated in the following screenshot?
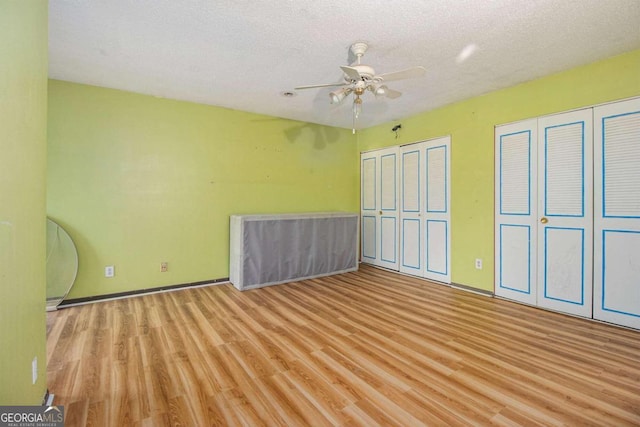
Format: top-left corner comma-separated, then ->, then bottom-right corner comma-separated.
401,149 -> 420,212
423,137 -> 451,283
379,149 -> 400,270
594,98 -> 640,329
401,219 -> 421,271
495,120 -> 537,305
361,215 -> 376,261
426,219 -> 448,276
400,146 -> 423,275
361,154 -> 377,264
599,230 -> 640,326
426,146 -> 447,213
380,216 -> 398,265
543,227 -> 586,305
361,156 -> 376,211
499,224 -> 532,295
380,152 -> 397,211
537,109 -> 593,318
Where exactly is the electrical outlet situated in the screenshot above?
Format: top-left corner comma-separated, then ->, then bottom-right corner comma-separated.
105,265 -> 115,278
160,262 -> 168,272
32,357 -> 37,384
475,258 -> 483,270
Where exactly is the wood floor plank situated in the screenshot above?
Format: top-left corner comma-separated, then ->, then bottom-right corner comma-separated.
86,400 -> 107,427
254,373 -> 334,427
47,265 -> 640,426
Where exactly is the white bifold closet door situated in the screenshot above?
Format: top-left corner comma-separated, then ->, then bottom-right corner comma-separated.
495,109 -> 593,318
361,146 -> 400,270
494,120 -> 538,305
537,109 -> 593,318
400,136 -> 451,283
496,98 -> 639,327
593,98 -> 640,329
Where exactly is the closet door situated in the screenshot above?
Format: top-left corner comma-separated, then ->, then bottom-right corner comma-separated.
361,151 -> 378,265
494,120 -> 538,305
537,109 -> 593,318
423,136 -> 451,283
593,98 -> 640,329
400,143 -> 423,276
400,136 -> 452,281
360,147 -> 400,270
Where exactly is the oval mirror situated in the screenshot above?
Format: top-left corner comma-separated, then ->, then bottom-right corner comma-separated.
46,218 -> 78,311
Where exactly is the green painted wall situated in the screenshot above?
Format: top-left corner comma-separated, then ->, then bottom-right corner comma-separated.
47,81 -> 358,299
48,49 -> 640,298
358,49 -> 640,292
0,1 -> 48,404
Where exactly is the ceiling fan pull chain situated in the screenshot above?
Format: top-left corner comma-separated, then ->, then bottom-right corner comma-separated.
354,96 -> 362,118
352,105 -> 356,134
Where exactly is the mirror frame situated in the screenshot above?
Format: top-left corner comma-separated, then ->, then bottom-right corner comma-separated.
46,218 -> 78,311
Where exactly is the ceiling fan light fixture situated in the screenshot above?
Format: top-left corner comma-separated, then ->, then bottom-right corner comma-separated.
373,84 -> 388,98
329,88 -> 348,104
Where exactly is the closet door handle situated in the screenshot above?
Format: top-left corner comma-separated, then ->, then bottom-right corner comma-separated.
540,217 -> 548,224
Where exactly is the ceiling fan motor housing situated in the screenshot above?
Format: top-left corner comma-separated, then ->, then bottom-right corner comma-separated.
344,65 -> 375,82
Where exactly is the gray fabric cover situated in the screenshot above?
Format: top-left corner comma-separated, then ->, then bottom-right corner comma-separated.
229,213 -> 359,290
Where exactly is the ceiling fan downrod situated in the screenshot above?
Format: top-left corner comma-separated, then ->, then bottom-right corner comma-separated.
350,42 -> 368,65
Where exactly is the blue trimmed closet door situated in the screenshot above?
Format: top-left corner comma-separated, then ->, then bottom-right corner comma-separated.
400,137 -> 451,282
423,136 -> 451,283
361,151 -> 378,265
593,98 -> 640,329
400,143 -> 424,276
360,146 -> 400,270
537,109 -> 593,318
494,120 -> 538,305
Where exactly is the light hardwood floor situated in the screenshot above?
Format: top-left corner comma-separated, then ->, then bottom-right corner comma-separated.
47,265 -> 640,426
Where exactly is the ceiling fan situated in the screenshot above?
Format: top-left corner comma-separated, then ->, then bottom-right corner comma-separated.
294,42 -> 426,133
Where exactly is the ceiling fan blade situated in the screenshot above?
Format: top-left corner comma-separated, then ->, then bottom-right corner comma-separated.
294,82 -> 349,90
385,88 -> 402,99
377,66 -> 426,82
340,66 -> 362,81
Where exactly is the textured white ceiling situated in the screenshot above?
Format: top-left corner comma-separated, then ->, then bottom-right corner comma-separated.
49,0 -> 640,130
